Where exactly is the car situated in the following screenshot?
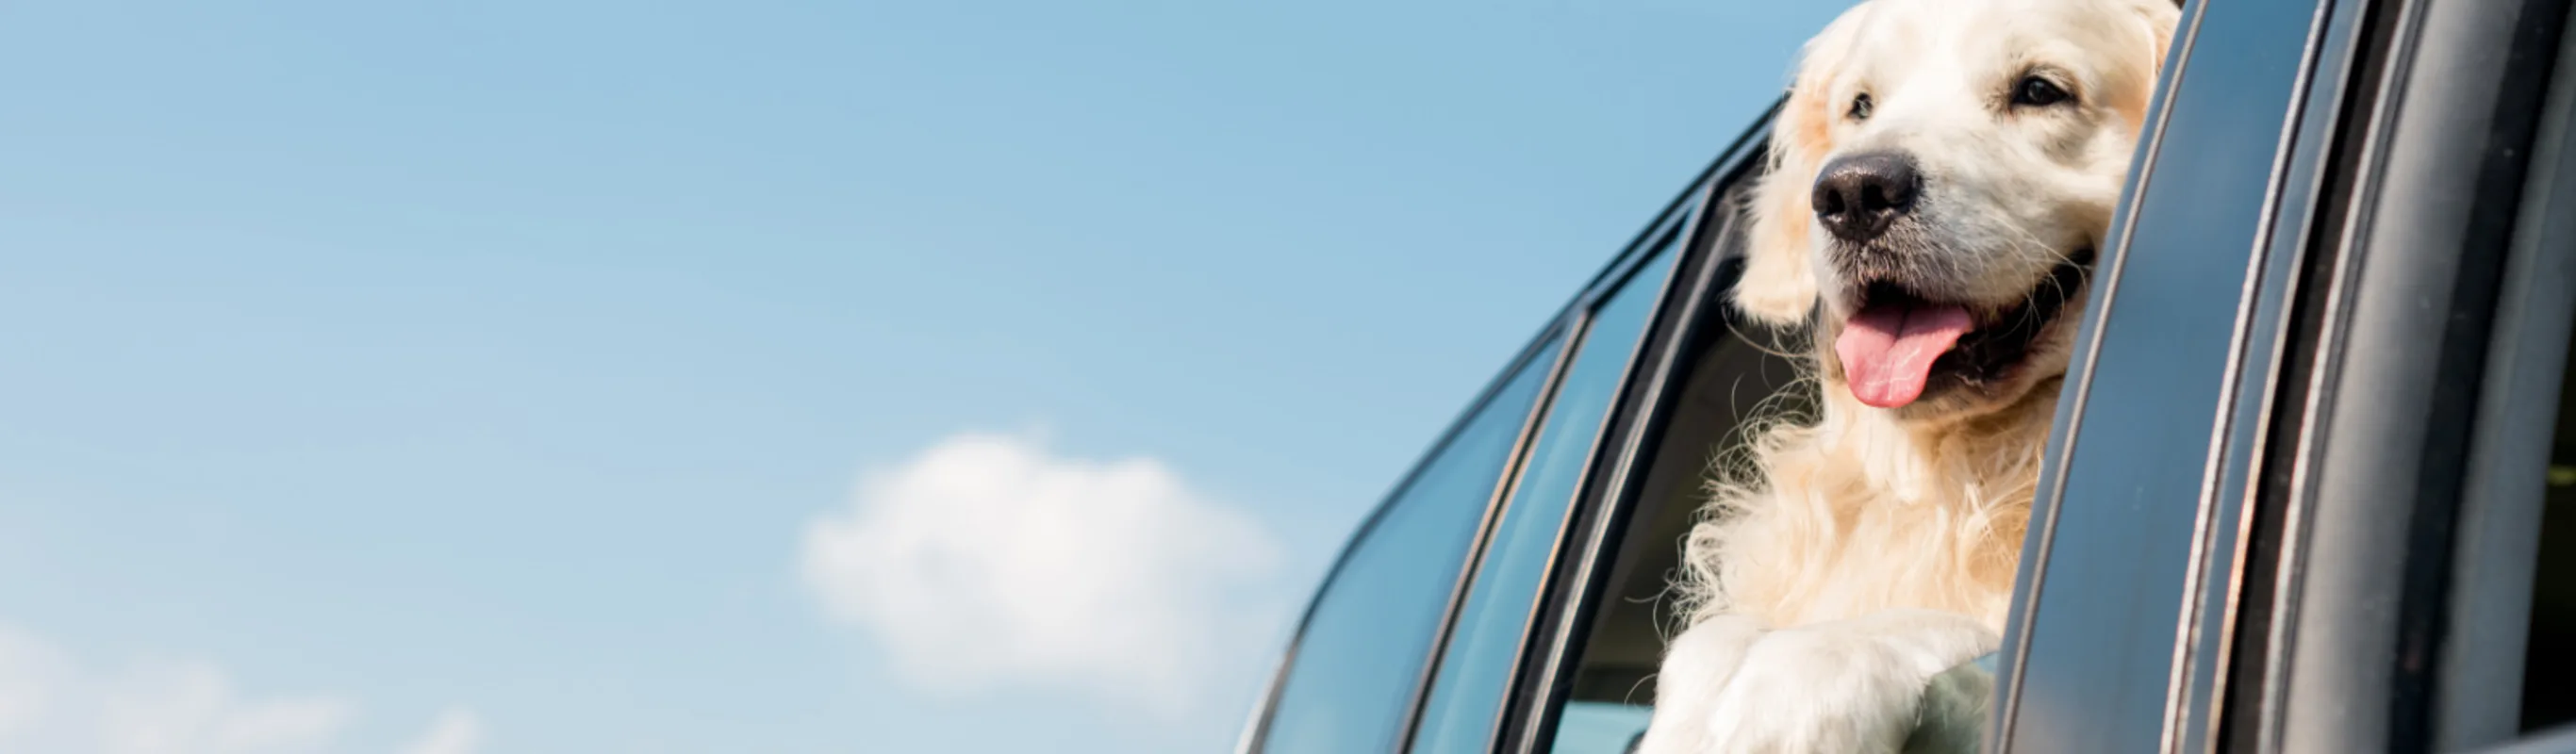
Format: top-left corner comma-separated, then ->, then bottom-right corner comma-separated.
1230,0 -> 2576,750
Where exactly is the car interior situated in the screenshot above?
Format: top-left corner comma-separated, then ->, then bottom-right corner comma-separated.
2527,324 -> 2576,732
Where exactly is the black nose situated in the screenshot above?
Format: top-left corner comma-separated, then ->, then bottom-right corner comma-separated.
1810,152 -> 1920,243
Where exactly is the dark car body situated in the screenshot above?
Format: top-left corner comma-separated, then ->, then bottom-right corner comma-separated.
1236,0 -> 2576,750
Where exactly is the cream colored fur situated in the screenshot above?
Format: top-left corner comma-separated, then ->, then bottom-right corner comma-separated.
1635,0 -> 2178,750
1687,378 -> 2054,631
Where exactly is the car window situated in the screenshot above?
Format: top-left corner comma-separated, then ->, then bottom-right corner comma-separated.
1258,331 -> 1566,754
1407,230 -> 1683,754
1534,265 -> 1807,754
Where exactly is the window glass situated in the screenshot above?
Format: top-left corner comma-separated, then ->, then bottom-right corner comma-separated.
1260,332 -> 1566,754
1410,238 -> 1680,754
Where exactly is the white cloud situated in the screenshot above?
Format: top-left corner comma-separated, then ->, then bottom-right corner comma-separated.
393,709 -> 480,754
0,624 -> 74,742
92,662 -> 349,754
801,431 -> 1288,713
0,622 -> 478,754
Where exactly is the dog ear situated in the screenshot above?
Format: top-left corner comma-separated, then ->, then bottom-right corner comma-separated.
2105,0 -> 2185,132
1734,123 -> 1825,326
1733,10 -> 1865,327
2140,0 -> 2183,75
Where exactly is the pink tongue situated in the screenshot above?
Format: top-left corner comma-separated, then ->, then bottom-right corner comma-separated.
1836,303 -> 1975,408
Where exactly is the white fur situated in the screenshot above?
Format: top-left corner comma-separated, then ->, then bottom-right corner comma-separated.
1636,0 -> 2179,750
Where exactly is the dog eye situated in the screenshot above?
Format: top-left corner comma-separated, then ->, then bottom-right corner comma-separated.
1848,93 -> 1873,120
2012,76 -> 2072,107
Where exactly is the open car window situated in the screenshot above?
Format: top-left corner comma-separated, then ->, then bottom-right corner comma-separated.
1533,230 -> 1804,754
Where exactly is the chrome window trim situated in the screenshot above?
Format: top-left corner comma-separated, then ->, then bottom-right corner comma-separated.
2228,0 -> 2412,741
2166,0 -> 2383,747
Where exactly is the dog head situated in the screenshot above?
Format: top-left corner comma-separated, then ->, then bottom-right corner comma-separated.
1735,0 -> 2179,420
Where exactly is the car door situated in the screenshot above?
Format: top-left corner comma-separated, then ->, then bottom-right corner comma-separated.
2186,0 -> 2576,749
1995,0 -> 2576,749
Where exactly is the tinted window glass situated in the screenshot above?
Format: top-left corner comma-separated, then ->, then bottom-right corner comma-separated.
1260,333 -> 1566,754
1410,238 -> 1679,754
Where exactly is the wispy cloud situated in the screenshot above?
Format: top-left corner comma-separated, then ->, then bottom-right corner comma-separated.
801,431 -> 1289,713
92,662 -> 350,754
393,709 -> 481,754
0,621 -> 478,754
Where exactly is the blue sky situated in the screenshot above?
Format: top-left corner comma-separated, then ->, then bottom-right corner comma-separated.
0,2 -> 1845,752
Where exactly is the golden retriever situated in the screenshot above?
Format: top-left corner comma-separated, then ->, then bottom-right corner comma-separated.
1634,0 -> 2179,750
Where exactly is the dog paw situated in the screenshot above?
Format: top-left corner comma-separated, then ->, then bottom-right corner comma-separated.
1631,615 -> 1768,754
1676,610 -> 1997,754
1701,628 -> 1924,752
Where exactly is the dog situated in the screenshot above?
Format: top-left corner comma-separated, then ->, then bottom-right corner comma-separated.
1632,0 -> 2179,750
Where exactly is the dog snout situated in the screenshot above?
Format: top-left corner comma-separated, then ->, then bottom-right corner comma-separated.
1811,152 -> 1921,243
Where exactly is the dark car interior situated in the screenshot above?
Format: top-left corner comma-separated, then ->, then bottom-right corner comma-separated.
1560,304 -> 1807,703
2526,324 -> 2576,732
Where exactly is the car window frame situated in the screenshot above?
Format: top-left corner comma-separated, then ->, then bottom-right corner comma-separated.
1234,318 -> 1572,754
1494,114 -> 1779,754
2167,0 -> 2395,747
1401,187 -> 1706,754
1233,115 -> 1775,754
